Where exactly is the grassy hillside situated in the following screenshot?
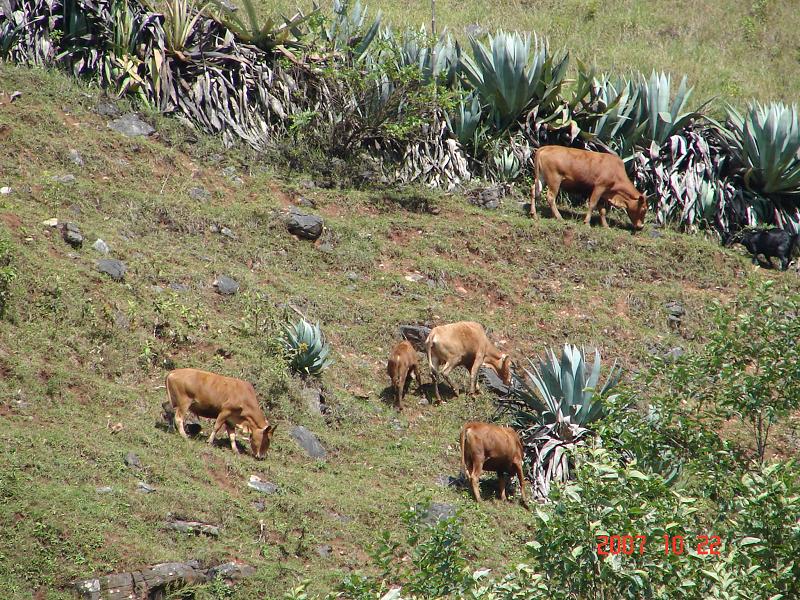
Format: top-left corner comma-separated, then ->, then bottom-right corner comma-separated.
254,0 -> 800,106
0,64 -> 798,599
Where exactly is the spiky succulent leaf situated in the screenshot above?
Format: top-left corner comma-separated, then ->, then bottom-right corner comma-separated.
281,317 -> 333,376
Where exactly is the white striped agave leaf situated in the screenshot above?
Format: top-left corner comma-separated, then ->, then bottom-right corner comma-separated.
723,101 -> 800,197
281,317 -> 333,377
505,345 -> 621,498
460,31 -> 569,133
322,0 -> 381,62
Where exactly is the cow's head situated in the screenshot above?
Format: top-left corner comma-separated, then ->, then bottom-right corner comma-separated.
497,354 -> 513,386
251,423 -> 278,459
626,193 -> 648,231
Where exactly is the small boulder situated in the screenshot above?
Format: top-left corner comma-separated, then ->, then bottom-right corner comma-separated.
169,283 -> 189,293
92,238 -> 110,254
0,186 -> 11,195
108,113 -> 154,138
247,475 -> 279,495
62,222 -> 83,248
207,562 -> 256,583
96,100 -> 120,117
188,186 -> 211,201
418,502 -> 457,525
286,207 -> 323,241
68,149 -> 84,167
301,387 -> 323,416
213,275 -> 239,295
97,259 -> 126,281
289,425 -> 327,459
96,486 -> 113,494
124,452 -> 142,469
52,174 -> 76,185
42,217 -> 59,228
315,544 -> 332,558
136,481 -> 156,494
399,324 -> 432,352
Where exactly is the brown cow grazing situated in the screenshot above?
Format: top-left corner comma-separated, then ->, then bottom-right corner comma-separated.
425,321 -> 511,404
530,145 -> 647,230
387,340 -> 421,409
460,421 -> 528,508
165,368 -> 277,459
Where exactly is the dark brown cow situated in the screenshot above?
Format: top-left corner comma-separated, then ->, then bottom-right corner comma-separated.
425,321 -> 511,404
530,146 -> 647,230
460,421 -> 528,507
165,368 -> 276,459
387,340 -> 421,409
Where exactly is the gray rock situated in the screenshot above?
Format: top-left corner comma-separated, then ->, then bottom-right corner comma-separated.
648,229 -> 663,239
399,324 -> 432,352
665,301 -> 685,325
169,283 -> 189,293
92,238 -> 109,254
289,425 -> 327,458
315,544 -> 332,558
188,186 -> 210,201
664,347 -> 685,362
467,184 -> 507,210
222,166 -> 244,186
166,520 -> 219,537
62,222 -> 83,248
252,499 -> 266,512
286,207 -> 323,241
52,173 -> 76,185
296,195 -> 316,207
124,452 -> 142,469
247,475 -> 279,495
435,474 -> 466,488
418,502 -> 457,525
318,242 -> 334,254
404,273 -> 426,283
346,272 -> 360,282
206,562 -> 256,582
214,275 -> 239,295
108,113 -> 154,137
68,148 -> 84,167
0,186 -> 11,195
96,100 -> 120,117
301,387 -> 323,415
136,481 -> 156,494
220,226 -> 235,239
97,259 -> 126,281
113,310 -> 130,330
96,486 -> 113,494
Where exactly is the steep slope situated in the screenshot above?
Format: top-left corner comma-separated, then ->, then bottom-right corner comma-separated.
0,65 -> 797,599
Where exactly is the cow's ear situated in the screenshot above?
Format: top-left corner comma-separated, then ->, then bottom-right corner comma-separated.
639,193 -> 647,205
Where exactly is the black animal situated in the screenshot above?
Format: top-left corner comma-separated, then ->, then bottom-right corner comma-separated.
725,227 -> 799,271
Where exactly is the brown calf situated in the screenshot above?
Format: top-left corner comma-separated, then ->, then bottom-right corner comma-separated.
460,421 -> 528,507
387,340 -> 420,409
531,145 -> 647,230
425,321 -> 511,403
165,368 -> 276,459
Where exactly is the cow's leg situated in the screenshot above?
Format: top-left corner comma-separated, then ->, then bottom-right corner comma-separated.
227,424 -> 240,454
174,409 -> 189,439
584,188 -> 604,226
599,205 -> 609,228
208,411 -> 230,446
498,472 -> 507,501
468,355 -> 484,395
439,362 -> 459,397
546,179 -> 564,220
468,462 -> 483,502
513,459 -> 529,509
411,365 -> 422,393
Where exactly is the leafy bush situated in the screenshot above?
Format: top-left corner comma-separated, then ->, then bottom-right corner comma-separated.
501,345 -> 620,498
280,317 -> 333,377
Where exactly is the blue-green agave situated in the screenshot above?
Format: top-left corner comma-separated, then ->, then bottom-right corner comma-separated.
281,317 -> 333,376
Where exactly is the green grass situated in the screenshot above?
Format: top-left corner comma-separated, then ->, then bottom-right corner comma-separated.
0,64 -> 799,599
253,0 -> 800,106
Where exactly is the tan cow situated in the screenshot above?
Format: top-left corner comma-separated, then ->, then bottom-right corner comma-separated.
165,368 -> 276,459
460,421 -> 528,508
530,145 -> 647,230
425,321 -> 511,404
387,340 -> 420,409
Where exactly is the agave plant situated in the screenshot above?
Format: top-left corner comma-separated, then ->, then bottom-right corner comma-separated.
208,0 -> 314,51
460,31 -> 569,133
445,90 -> 484,149
157,0 -> 207,57
321,0 -> 381,62
636,70 -> 709,148
723,101 -> 800,197
585,75 -> 645,159
388,26 -> 461,86
501,344 -> 621,498
281,317 -> 333,377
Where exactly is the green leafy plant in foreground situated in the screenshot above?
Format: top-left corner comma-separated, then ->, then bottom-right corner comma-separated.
280,316 -> 333,377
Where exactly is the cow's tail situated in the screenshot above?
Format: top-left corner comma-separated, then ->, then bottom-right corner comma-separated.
425,331 -> 436,372
165,372 -> 175,408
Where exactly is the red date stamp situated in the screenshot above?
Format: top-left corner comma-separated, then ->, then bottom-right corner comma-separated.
596,534 -> 721,556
